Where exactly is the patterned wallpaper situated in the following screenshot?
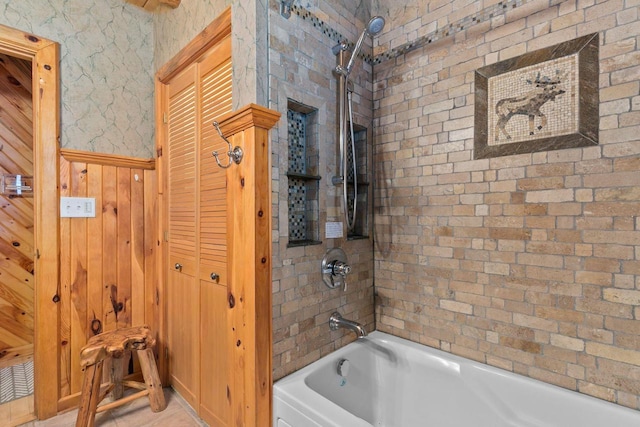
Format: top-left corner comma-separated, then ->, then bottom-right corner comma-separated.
153,0 -> 232,70
153,0 -> 268,109
0,0 -> 155,158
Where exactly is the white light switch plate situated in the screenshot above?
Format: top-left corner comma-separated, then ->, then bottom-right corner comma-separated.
60,196 -> 96,218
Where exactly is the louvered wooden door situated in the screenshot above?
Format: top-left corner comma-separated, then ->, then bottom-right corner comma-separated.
0,54 -> 34,369
198,40 -> 232,425
165,36 -> 232,426
167,62 -> 199,407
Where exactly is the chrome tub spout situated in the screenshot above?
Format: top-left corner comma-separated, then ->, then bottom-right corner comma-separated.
329,312 -> 367,338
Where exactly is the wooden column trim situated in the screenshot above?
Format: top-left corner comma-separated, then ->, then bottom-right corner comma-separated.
33,37 -> 60,423
215,103 -> 281,136
0,23 -> 61,420
224,104 -> 279,427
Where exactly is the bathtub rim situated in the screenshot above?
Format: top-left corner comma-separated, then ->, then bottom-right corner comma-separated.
273,330 -> 640,425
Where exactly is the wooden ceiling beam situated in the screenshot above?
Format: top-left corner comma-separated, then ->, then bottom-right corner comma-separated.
124,0 -> 180,11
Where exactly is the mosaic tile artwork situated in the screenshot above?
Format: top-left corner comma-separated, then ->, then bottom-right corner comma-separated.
345,125 -> 368,237
287,107 -> 320,243
288,4 -> 375,65
346,126 -> 355,183
288,109 -> 307,174
487,54 -> 578,146
284,1 -> 534,70
372,0 -> 528,65
288,178 -> 307,241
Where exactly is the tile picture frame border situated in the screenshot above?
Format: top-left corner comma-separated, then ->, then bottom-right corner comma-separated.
474,32 -> 599,159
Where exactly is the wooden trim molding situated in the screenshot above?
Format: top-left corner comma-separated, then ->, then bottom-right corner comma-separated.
60,148 -> 156,170
156,6 -> 231,83
124,0 -> 180,11
224,104 -> 280,427
0,23 -> 60,420
215,103 -> 281,137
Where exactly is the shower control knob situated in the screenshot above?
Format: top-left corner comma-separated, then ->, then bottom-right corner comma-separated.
332,261 -> 351,276
321,248 -> 350,290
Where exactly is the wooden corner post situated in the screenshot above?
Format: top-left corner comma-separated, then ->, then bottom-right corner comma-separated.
216,104 -> 280,427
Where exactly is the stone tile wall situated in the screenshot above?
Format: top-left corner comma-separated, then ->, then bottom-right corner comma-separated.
373,0 -> 640,409
268,0 -> 375,380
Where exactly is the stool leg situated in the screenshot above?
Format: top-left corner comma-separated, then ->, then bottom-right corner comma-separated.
110,356 -> 125,400
75,360 -> 104,427
137,348 -> 166,412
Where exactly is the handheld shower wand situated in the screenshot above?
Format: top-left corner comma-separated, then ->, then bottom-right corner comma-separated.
345,16 -> 385,74
333,16 -> 385,231
335,16 -> 385,77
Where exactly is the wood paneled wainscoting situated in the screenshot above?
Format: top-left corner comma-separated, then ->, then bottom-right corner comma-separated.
56,149 -> 159,413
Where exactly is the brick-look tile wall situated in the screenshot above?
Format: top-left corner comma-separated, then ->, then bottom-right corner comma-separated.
269,0 -> 375,380
373,0 -> 640,409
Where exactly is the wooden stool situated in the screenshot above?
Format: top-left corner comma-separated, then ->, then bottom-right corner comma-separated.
75,326 -> 166,427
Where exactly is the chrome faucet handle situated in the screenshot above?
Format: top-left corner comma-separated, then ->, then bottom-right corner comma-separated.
329,274 -> 347,291
321,248 -> 351,290
331,260 -> 351,276
329,260 -> 350,291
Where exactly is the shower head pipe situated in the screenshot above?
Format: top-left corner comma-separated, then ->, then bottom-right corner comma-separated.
345,16 -> 385,75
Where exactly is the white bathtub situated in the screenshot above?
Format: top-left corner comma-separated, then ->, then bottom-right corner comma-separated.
273,331 -> 640,427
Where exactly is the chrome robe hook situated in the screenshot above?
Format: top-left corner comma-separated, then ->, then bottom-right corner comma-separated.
212,121 -> 243,168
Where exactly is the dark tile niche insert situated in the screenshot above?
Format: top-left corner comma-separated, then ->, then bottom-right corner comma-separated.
287,99 -> 321,247
346,122 -> 369,239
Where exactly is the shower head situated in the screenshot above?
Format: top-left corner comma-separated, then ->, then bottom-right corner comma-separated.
344,16 -> 386,75
366,16 -> 385,36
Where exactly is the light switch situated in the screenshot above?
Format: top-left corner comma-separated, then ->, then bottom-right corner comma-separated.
60,197 -> 96,218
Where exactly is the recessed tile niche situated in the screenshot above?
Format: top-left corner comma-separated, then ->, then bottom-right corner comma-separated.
287,100 -> 321,246
347,123 -> 369,238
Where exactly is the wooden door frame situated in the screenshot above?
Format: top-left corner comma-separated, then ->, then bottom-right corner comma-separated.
156,7 -> 279,426
0,24 -> 60,419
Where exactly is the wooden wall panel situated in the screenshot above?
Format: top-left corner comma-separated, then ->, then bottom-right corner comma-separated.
102,166 -> 118,336
69,161 -> 87,394
57,152 -> 157,405
58,159 -> 71,398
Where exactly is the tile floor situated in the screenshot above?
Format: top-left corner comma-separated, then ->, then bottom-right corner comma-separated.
18,388 -> 207,427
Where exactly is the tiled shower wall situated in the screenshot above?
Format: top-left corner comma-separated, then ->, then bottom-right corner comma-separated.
269,0 -> 376,380
373,0 -> 640,409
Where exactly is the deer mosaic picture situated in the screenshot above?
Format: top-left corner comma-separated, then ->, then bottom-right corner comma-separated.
494,70 -> 567,142
487,54 -> 577,146
473,33 -> 599,159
